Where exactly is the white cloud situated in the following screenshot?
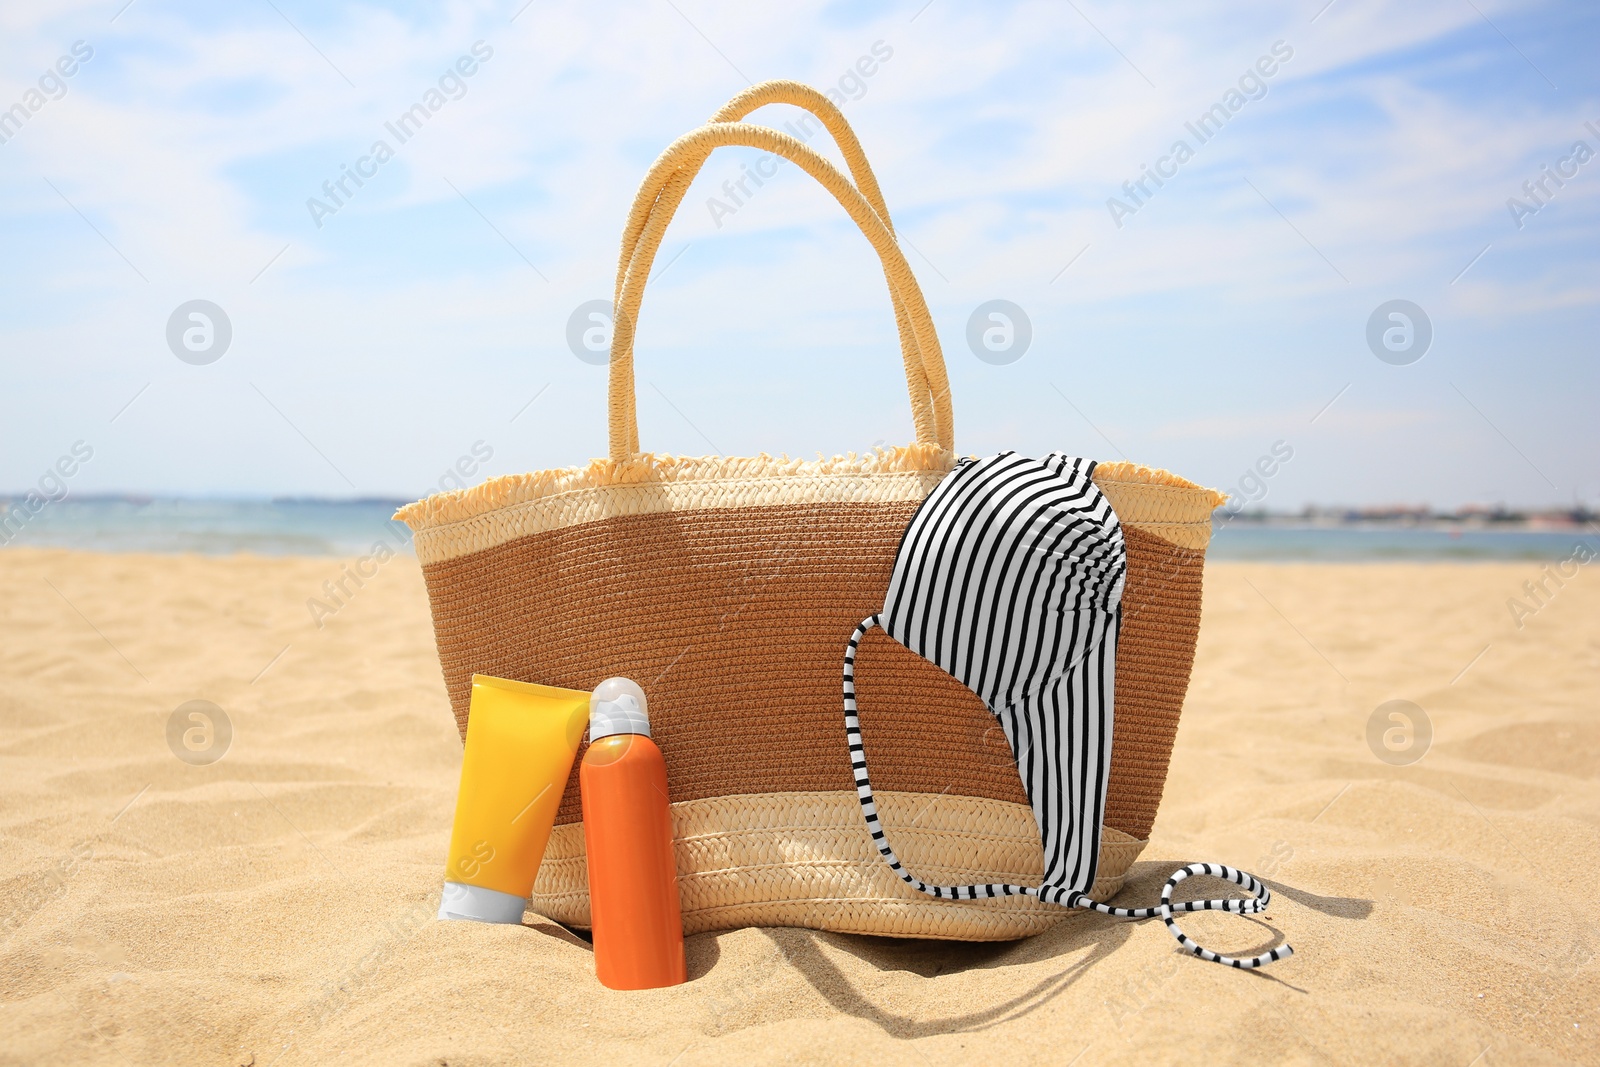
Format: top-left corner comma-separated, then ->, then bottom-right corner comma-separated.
0,0 -> 1594,507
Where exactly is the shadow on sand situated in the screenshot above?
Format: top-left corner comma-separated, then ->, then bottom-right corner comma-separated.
690,861 -> 1371,1037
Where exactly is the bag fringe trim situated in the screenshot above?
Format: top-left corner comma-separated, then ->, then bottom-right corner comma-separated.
395,446 -> 1222,532
395,444 -> 951,529
1095,460 -> 1228,506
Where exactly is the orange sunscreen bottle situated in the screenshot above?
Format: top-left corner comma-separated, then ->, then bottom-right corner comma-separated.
439,675 -> 590,924
579,678 -> 685,990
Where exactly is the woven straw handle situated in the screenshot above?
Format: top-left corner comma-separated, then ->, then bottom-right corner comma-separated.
608,87 -> 953,460
611,81 -> 941,456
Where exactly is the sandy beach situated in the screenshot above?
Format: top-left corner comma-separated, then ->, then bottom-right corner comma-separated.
1,546 -> 1595,1066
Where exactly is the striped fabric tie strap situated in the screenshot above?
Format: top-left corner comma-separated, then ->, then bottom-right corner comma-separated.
842,452 -> 1293,969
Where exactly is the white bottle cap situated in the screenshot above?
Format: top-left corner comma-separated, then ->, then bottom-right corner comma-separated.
437,882 -> 527,924
589,677 -> 650,742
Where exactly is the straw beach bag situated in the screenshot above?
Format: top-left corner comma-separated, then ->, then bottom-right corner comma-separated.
397,81 -> 1225,940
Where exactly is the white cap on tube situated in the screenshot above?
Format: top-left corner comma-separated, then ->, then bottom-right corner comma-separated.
589,677 -> 650,742
438,882 -> 527,923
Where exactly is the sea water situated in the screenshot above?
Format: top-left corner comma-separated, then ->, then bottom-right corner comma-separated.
1,497 -> 1595,561
0,498 -> 412,557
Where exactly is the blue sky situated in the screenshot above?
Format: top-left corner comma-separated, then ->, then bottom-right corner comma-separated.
1,0 -> 1596,509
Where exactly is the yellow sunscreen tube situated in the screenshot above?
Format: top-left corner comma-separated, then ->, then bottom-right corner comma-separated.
438,674 -> 590,924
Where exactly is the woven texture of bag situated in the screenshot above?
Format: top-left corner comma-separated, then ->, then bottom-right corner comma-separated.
397,81 -> 1225,940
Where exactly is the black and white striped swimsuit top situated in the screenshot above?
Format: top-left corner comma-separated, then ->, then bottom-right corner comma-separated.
843,452 -> 1292,969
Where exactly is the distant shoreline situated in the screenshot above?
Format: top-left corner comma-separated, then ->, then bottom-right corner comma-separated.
3,496 -> 1596,530
0,497 -> 1595,561
1219,511 -> 1599,532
